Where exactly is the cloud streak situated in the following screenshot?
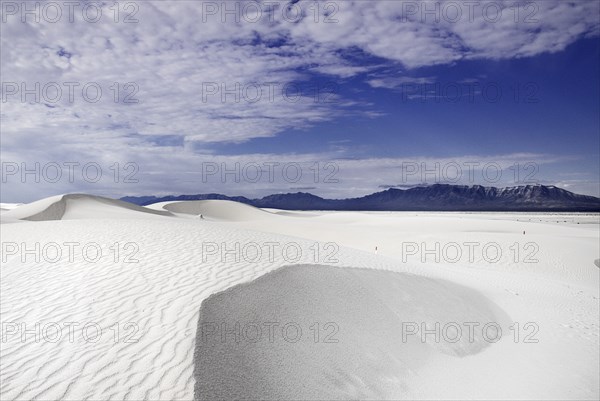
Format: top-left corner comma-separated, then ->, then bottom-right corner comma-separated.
1,0 -> 598,201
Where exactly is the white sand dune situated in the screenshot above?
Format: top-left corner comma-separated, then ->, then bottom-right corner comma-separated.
151,199 -> 276,221
226,210 -> 600,287
195,264 -> 510,400
0,203 -> 22,212
0,197 -> 598,400
1,194 -> 173,222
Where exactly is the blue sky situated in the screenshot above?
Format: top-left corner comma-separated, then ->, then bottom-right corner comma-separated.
212,37 -> 599,158
1,1 -> 599,202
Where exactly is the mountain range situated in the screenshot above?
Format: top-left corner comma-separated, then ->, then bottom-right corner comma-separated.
121,184 -> 600,212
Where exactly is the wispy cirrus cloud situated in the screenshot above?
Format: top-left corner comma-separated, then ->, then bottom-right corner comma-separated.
1,1 -> 598,201
3,146 -> 596,203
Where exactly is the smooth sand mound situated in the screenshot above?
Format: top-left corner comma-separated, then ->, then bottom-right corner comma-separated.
158,200 -> 275,221
1,194 -> 172,221
0,203 -> 22,212
194,264 -> 510,400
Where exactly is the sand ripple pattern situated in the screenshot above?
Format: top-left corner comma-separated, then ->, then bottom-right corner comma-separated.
0,218 -> 398,400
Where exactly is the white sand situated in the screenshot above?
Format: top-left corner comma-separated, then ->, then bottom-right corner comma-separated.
0,203 -> 22,213
1,196 -> 598,400
195,264 -> 511,400
153,199 -> 276,221
0,194 -> 172,222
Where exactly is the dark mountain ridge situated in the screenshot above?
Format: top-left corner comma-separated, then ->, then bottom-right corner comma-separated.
121,184 -> 600,212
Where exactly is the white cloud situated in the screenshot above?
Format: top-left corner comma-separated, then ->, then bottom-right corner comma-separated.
367,76 -> 437,89
1,0 -> 598,201
3,148 -> 597,203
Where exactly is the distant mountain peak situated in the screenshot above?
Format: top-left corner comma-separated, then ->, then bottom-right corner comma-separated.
122,184 -> 600,212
